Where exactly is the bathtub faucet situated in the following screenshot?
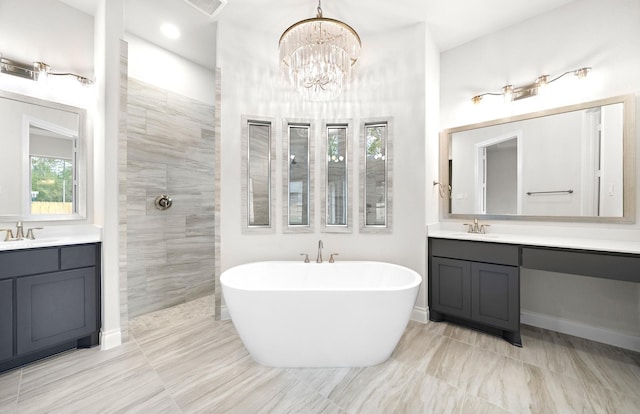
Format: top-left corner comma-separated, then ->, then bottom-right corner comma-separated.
316,240 -> 323,263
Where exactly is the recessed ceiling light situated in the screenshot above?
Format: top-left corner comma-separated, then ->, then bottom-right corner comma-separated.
160,22 -> 181,39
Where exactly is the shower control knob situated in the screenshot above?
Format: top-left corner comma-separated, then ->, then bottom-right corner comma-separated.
155,194 -> 173,210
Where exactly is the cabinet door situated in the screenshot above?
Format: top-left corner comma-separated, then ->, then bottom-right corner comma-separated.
431,257 -> 471,319
471,263 -> 519,331
0,279 -> 12,361
16,268 -> 96,355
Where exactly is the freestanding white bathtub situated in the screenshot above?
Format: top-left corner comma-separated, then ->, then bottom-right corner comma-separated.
221,261 -> 421,367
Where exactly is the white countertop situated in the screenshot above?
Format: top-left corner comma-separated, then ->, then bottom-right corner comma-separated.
0,224 -> 102,251
428,224 -> 640,255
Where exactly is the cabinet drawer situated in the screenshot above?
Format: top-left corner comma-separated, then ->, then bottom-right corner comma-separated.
430,238 -> 519,266
522,247 -> 640,283
61,244 -> 97,270
0,247 -> 59,279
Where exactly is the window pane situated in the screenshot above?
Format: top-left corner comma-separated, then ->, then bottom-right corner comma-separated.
365,123 -> 387,226
30,156 -> 73,215
327,126 -> 348,226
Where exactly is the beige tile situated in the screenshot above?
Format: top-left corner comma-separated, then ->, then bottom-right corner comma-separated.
460,395 -> 515,414
290,367 -> 357,399
7,296 -> 640,413
0,368 -> 20,406
395,371 -> 466,414
17,345 -> 170,413
584,379 -> 640,414
464,350 -> 531,413
327,359 -> 416,412
418,336 -> 475,388
0,398 -> 16,414
525,363 -> 596,414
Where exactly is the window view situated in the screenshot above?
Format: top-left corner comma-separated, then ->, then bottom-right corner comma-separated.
30,156 -> 74,215
364,122 -> 387,226
29,125 -> 77,216
326,125 -> 348,226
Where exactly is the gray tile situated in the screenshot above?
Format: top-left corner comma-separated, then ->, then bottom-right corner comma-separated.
327,359 -> 416,412
0,368 -> 20,406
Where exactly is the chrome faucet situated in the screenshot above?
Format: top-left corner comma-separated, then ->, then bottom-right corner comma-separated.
464,218 -> 490,234
316,240 -> 323,263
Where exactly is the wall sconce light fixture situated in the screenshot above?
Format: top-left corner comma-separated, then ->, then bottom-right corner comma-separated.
472,67 -> 591,104
1,53 -> 93,86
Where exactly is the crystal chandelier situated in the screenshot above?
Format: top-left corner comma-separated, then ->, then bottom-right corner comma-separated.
278,0 -> 361,101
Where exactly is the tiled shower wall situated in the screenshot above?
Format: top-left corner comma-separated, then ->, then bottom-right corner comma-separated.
126,78 -> 216,319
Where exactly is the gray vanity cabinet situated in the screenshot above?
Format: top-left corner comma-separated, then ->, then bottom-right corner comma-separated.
0,243 -> 101,373
0,279 -> 13,361
16,268 -> 96,355
430,257 -> 471,319
428,238 -> 521,346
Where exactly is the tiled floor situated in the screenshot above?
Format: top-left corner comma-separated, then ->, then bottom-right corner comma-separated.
1,296 -> 639,413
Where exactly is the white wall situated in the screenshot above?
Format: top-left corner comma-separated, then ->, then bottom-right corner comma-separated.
218,22 -> 430,308
439,0 -> 640,343
125,34 -> 215,106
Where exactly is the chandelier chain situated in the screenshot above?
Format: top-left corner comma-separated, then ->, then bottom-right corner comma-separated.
317,0 -> 322,18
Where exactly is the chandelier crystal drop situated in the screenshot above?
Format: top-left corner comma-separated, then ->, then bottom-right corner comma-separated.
278,0 -> 361,101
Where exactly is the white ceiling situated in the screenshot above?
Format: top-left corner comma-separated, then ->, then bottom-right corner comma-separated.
60,0 -> 577,70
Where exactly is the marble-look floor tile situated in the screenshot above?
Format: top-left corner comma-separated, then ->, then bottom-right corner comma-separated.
583,378 -> 640,414
2,296 -> 639,413
0,368 -> 20,406
463,349 -> 531,413
417,335 -> 476,388
129,294 -> 215,336
0,398 -> 16,414
327,359 -> 416,412
16,344 -> 172,413
290,367 -> 357,400
524,363 -> 596,414
460,395 -> 516,414
394,371 -> 466,414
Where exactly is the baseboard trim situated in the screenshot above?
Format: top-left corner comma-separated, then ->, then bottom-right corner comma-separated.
521,310 -> 640,352
100,328 -> 122,350
411,306 -> 429,323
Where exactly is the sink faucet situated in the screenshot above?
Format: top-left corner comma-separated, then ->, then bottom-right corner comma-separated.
15,221 -> 24,240
464,218 -> 490,234
316,240 -> 323,263
0,221 -> 42,241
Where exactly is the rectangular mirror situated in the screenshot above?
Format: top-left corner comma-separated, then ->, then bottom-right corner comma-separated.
284,120 -> 313,232
242,117 -> 275,232
322,122 -> 352,232
440,95 -> 635,223
0,90 -> 86,220
361,119 -> 393,232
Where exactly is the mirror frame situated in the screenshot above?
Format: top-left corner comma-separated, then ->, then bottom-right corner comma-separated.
440,94 -> 636,223
321,120 -> 353,233
283,118 -> 314,233
360,118 -> 393,233
241,115 -> 276,233
0,90 -> 87,221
